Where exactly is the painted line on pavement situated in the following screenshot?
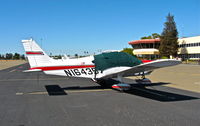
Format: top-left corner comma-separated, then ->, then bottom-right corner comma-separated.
0,78 -> 69,82
16,89 -> 113,95
9,69 -> 16,73
16,92 -> 24,95
65,89 -> 112,93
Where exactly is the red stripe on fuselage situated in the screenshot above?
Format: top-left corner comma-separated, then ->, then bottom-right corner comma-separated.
30,65 -> 95,71
26,51 -> 44,55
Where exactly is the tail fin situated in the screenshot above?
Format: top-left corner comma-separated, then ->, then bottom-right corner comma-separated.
22,38 -> 52,68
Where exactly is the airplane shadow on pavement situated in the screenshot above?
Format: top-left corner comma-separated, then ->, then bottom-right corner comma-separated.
45,85 -> 68,96
124,87 -> 199,102
44,79 -> 199,102
101,78 -> 199,102
45,85 -> 106,96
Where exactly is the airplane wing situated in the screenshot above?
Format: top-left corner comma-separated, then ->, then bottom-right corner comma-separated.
98,59 -> 181,79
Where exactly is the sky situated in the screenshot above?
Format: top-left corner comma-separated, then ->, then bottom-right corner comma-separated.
0,0 -> 199,55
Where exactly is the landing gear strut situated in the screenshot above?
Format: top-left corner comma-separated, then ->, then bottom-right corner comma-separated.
142,71 -> 145,79
136,71 -> 151,84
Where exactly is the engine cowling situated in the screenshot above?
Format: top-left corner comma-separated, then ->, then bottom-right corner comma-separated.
112,83 -> 131,91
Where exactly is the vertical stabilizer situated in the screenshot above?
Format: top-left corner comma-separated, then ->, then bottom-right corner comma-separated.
22,38 -> 52,68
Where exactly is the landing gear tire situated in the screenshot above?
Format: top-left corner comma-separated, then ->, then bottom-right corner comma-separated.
136,78 -> 151,85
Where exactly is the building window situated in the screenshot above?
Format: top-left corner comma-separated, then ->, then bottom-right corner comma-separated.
179,42 -> 200,48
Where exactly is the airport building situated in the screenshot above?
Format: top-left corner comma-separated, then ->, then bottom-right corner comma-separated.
128,39 -> 160,59
178,36 -> 200,60
128,36 -> 200,60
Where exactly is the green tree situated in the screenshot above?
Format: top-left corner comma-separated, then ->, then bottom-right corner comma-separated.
159,13 -> 178,58
141,33 -> 160,39
13,53 -> 20,59
1,54 -> 5,59
121,48 -> 134,56
5,53 -> 13,59
141,35 -> 152,39
20,54 -> 25,60
152,33 -> 160,39
74,54 -> 78,57
57,55 -> 62,59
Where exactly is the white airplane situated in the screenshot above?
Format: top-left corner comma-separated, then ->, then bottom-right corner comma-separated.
22,38 -> 181,91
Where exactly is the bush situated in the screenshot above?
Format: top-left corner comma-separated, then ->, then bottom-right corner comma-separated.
161,56 -> 169,59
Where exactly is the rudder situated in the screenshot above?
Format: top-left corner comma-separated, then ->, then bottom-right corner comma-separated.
22,38 -> 52,68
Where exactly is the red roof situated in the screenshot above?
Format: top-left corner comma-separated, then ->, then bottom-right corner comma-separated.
128,39 -> 160,45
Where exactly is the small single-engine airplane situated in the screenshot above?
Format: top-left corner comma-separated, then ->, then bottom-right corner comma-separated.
22,38 -> 181,91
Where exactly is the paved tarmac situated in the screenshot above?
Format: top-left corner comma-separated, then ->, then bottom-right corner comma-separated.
0,63 -> 200,126
148,64 -> 200,93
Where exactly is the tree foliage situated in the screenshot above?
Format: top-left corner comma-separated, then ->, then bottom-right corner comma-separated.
121,48 -> 134,56
141,35 -> 152,39
141,33 -> 160,39
0,53 -> 25,60
159,13 -> 178,58
5,53 -> 13,59
20,54 -> 25,60
13,53 -> 20,59
152,33 -> 160,39
74,54 -> 78,57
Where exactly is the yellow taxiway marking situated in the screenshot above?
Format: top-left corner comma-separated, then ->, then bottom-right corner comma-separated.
0,78 -> 69,82
16,89 -> 113,95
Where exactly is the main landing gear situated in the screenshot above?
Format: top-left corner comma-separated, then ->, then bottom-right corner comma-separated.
135,71 -> 151,84
92,72 -> 152,91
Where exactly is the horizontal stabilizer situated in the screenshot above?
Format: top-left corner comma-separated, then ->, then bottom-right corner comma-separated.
23,69 -> 42,72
